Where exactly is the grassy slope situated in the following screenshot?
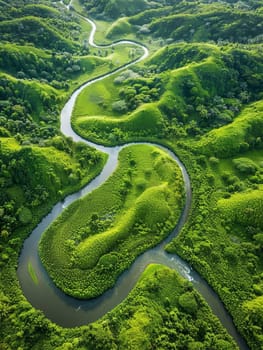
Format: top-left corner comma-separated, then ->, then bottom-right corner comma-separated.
197,100 -> 263,157
1,0 -> 263,349
67,34 -> 263,346
166,125 -> 263,349
39,144 -> 185,298
70,58 -> 213,143
73,102 -> 163,144
105,17 -> 133,39
76,264 -> 238,350
148,6 -> 263,43
79,0 -> 149,19
0,16 -> 75,51
0,71 -> 59,117
218,188 -> 263,229
0,135 -> 107,228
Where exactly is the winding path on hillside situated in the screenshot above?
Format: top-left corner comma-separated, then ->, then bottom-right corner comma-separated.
17,4 -> 249,349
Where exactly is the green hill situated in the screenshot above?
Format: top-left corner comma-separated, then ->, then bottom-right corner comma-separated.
80,0 -> 150,19
39,144 -> 184,298
1,0 -> 263,349
0,135 -> 106,240
0,16 -> 75,51
149,10 -> 263,43
198,100 -> 263,157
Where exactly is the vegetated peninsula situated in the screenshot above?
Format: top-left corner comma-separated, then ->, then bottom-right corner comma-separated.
0,0 -> 263,349
39,144 -> 185,298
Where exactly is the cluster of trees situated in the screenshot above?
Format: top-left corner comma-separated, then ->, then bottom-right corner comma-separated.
77,40 -> 263,147
149,10 -> 263,44
69,265 -> 237,350
113,70 -> 162,112
80,0 -> 150,20
167,133 -> 263,349
0,46 -> 87,85
0,135 -> 104,242
0,3 -> 83,53
77,42 -> 263,146
0,0 -> 263,348
0,75 -> 59,143
114,0 -> 263,46
0,17 -> 74,52
0,265 -> 237,349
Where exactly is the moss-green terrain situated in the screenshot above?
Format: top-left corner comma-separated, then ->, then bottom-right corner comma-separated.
0,135 -> 106,237
77,264 -> 238,350
1,0 -> 263,349
39,144 -> 185,298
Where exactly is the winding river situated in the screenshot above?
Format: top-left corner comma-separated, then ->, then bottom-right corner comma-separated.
17,4 -> 249,349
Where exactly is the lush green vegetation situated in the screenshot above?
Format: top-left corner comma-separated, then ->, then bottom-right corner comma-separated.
1,0 -> 263,349
76,264 -> 238,350
197,100 -> 263,157
82,0 -> 263,46
0,134 -> 107,254
70,2 -> 263,347
0,43 -> 141,138
39,144 -> 185,298
72,66 -> 163,144
80,0 -> 150,20
0,264 -> 238,349
28,261 -> 38,285
0,2 -> 142,145
72,42 -> 263,146
166,144 -> 263,349
132,0 -> 263,43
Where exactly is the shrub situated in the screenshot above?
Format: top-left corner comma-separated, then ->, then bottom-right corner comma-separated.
233,157 -> 258,174
178,292 -> 198,315
18,207 -> 32,224
112,100 -> 128,113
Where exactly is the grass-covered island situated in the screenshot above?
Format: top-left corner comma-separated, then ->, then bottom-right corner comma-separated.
39,144 -> 185,298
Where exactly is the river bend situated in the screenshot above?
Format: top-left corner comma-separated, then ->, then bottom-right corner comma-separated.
17,5 -> 248,349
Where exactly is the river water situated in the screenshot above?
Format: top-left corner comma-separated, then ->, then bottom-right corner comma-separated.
17,6 -> 249,349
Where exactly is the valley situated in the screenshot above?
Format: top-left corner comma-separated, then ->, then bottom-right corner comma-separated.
0,1 -> 263,349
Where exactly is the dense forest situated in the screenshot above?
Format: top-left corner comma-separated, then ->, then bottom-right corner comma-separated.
0,0 -> 263,349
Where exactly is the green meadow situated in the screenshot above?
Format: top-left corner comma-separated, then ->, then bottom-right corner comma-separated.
1,0 -> 263,349
39,144 -> 185,298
